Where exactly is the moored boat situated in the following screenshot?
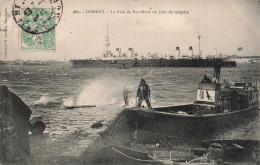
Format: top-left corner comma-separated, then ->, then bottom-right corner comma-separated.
102,59 -> 258,140
83,144 -> 218,165
82,134 -> 260,164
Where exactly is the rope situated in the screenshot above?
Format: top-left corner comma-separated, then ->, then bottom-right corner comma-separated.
128,93 -> 135,106
187,153 -> 210,163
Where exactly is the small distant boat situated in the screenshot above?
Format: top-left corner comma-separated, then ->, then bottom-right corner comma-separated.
248,59 -> 254,63
63,105 -> 96,109
119,63 -> 128,69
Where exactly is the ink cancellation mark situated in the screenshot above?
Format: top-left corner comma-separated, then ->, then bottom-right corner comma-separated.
12,0 -> 62,50
12,0 -> 63,34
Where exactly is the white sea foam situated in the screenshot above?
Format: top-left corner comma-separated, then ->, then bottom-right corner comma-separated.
62,97 -> 76,106
68,78 -> 158,107
76,79 -> 127,106
33,95 -> 51,105
22,72 -> 30,75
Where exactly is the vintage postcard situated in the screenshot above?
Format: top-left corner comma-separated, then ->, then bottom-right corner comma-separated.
0,0 -> 259,164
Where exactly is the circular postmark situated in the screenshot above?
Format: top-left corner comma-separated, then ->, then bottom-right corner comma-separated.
12,0 -> 63,34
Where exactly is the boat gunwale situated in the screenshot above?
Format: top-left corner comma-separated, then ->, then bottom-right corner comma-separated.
126,104 -> 258,118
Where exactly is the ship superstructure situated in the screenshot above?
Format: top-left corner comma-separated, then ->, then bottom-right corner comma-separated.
69,23 -> 236,68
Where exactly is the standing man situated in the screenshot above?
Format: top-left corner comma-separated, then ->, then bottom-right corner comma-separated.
136,79 -> 151,108
122,86 -> 130,106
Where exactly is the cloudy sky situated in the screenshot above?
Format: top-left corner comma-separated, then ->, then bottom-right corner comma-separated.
0,0 -> 259,61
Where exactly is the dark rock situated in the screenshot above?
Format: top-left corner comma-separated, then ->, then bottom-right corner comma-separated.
91,122 -> 103,129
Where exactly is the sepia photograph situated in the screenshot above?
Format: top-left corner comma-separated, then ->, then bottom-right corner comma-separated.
0,0 -> 260,164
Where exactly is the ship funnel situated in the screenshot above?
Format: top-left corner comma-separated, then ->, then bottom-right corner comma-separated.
128,48 -> 135,58
116,48 -> 121,58
213,59 -> 222,84
189,46 -> 193,57
175,47 -> 180,58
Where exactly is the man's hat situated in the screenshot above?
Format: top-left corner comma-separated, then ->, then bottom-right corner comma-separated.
140,79 -> 145,83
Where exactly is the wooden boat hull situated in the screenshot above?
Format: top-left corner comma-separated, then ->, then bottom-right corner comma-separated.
123,105 -> 259,140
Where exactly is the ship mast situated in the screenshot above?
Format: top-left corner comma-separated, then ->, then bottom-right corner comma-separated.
197,18 -> 201,58
198,33 -> 201,58
105,21 -> 110,57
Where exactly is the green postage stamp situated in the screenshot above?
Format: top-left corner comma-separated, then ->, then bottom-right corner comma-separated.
20,8 -> 55,51
12,0 -> 63,51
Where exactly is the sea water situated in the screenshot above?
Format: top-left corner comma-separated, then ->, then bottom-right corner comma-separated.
0,63 -> 259,158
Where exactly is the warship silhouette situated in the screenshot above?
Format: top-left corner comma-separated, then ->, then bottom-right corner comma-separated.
69,23 -> 236,68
